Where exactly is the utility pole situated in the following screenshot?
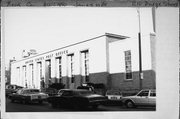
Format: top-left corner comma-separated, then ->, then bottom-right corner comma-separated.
137,8 -> 143,91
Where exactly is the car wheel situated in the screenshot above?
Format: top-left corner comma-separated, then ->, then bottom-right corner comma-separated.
126,100 -> 135,108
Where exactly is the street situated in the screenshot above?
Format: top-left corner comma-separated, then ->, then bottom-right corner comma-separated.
6,98 -> 156,112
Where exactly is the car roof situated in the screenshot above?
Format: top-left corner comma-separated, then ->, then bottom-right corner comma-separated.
21,88 -> 40,91
140,89 -> 156,92
59,89 -> 90,92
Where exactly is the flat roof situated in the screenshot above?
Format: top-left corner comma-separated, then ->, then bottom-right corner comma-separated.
105,33 -> 129,39
11,33 -> 129,64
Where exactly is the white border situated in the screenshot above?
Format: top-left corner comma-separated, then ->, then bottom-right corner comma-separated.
1,7 -> 179,119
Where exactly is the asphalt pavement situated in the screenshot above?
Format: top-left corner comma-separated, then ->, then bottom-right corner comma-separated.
6,98 -> 156,112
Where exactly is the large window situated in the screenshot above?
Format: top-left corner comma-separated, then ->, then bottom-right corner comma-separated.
46,60 -> 51,78
16,67 -> 20,85
45,60 -> 51,87
67,54 -> 75,83
124,50 -> 132,80
22,66 -> 27,87
29,64 -> 34,88
81,50 -> 89,82
37,62 -> 42,78
37,62 -> 42,88
56,57 -> 62,83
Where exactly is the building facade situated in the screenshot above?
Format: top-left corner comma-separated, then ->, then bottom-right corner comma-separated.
10,33 -> 156,92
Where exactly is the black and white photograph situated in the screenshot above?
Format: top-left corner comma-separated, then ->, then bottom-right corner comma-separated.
0,4 -> 179,119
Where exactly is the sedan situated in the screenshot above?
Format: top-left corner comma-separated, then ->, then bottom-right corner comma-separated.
121,89 -> 156,108
106,90 -> 123,101
6,85 -> 23,97
10,88 -> 49,104
47,89 -> 108,110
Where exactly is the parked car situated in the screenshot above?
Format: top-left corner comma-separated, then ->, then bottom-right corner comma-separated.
10,88 -> 49,104
47,89 -> 108,109
106,90 -> 123,101
77,84 -> 94,92
121,89 -> 156,108
6,85 -> 23,97
77,83 -> 106,95
105,90 -> 123,105
42,88 -> 58,96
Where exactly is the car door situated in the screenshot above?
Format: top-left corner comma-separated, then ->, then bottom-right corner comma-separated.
12,89 -> 22,101
133,90 -> 150,106
148,90 -> 156,106
60,91 -> 74,107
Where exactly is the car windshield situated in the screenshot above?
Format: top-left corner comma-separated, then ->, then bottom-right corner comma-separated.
58,90 -> 65,96
106,90 -> 122,95
23,89 -> 40,94
76,90 -> 93,96
137,90 -> 149,96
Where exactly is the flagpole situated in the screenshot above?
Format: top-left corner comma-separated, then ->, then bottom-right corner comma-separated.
137,8 -> 143,91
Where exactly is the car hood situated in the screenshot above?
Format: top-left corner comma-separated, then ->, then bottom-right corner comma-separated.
26,92 -> 47,96
83,94 -> 105,98
122,95 -> 137,99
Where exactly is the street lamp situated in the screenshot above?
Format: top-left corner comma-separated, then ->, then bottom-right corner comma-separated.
137,8 -> 143,91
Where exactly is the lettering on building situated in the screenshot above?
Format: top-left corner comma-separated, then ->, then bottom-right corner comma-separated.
46,54 -> 53,59
25,60 -> 33,64
35,57 -> 44,62
55,50 -> 68,57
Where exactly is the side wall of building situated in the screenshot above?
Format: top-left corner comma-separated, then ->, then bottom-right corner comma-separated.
109,34 -> 156,92
10,36 -> 109,89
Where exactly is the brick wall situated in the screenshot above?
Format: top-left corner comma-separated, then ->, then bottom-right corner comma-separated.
110,70 -> 156,92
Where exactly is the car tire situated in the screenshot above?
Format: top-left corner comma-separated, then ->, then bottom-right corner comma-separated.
125,100 -> 135,108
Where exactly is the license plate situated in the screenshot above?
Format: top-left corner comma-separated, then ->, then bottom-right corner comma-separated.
32,95 -> 38,99
111,97 -> 117,100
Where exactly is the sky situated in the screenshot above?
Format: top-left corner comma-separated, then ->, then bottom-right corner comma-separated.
3,7 -> 154,67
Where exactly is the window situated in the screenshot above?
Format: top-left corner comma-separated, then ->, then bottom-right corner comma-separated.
39,62 -> 42,78
16,67 -> 20,84
68,54 -> 75,83
62,91 -> 73,96
58,90 -> 65,96
29,64 -> 34,88
37,62 -> 42,88
56,57 -> 62,83
137,90 -> 149,96
46,60 -> 51,78
124,50 -> 132,79
23,66 -> 27,87
150,91 -> 156,97
81,50 -> 89,82
17,89 -> 22,94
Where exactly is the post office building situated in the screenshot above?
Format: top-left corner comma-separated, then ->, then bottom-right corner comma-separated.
10,33 -> 156,92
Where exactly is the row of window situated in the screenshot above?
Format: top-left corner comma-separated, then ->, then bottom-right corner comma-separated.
16,50 -> 90,88
16,49 -> 132,88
